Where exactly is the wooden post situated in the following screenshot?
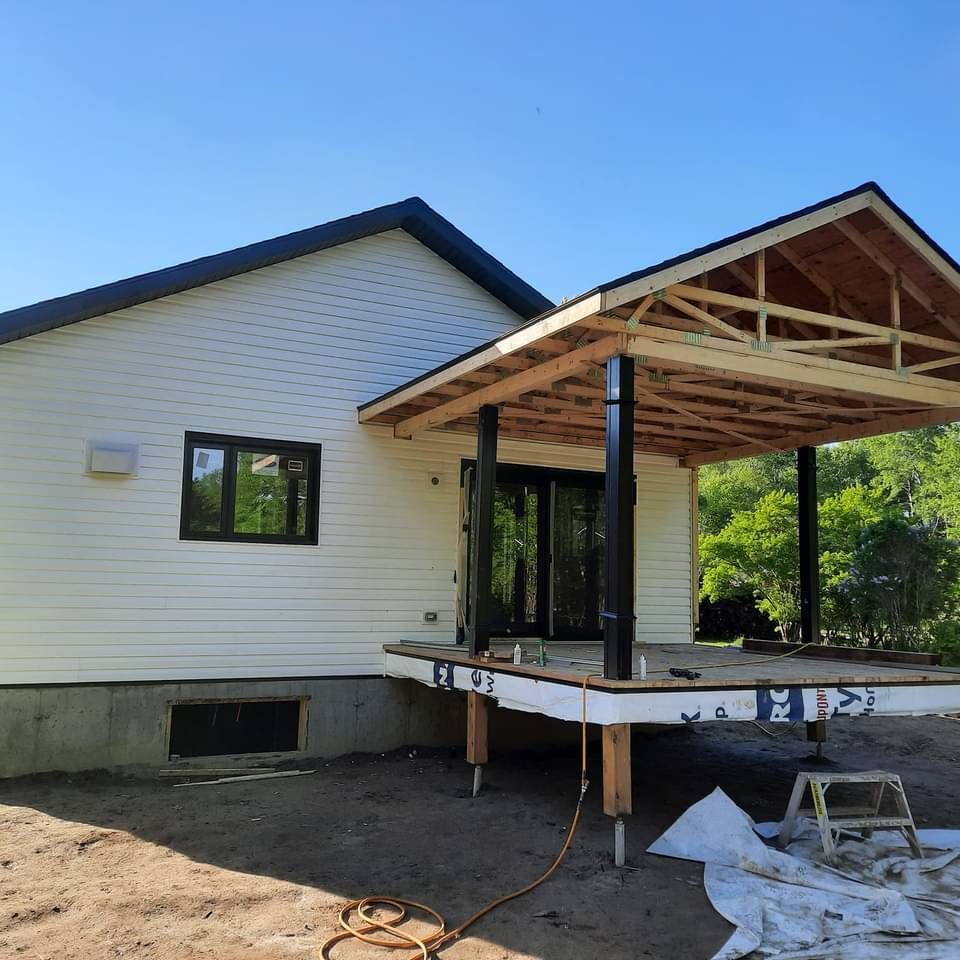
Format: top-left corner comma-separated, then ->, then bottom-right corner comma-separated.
798,446 -> 821,645
806,718 -> 827,761
466,691 -> 489,765
602,724 -> 632,816
756,249 -> 767,342
468,405 -> 498,656
603,355 -> 635,681
891,271 -> 902,371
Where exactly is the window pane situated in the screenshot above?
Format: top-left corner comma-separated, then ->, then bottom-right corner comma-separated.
188,446 -> 225,532
233,449 -> 309,537
490,483 -> 539,632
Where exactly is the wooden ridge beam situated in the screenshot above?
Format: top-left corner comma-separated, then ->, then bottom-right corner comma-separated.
684,406 -> 960,468
393,336 -> 622,438
667,283 -> 960,357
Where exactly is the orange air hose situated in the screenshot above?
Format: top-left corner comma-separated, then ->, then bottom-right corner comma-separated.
321,674 -> 593,959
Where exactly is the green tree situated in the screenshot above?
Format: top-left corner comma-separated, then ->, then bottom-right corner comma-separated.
915,424 -> 960,530
700,490 -> 800,641
859,427 -> 942,517
836,518 -> 960,650
819,486 -> 890,641
697,452 -> 795,536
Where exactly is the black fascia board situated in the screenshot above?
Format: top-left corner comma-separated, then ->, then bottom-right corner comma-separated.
0,197 -> 554,346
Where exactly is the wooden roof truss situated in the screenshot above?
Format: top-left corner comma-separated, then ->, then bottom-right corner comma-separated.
359,187 -> 960,466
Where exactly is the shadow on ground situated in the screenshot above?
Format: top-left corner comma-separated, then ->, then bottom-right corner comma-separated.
0,715 -> 957,959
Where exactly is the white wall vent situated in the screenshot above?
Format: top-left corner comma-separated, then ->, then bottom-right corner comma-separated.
84,438 -> 140,476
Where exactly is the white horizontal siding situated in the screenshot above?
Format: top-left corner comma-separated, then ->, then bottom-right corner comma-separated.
0,229 -> 691,685
635,464 -> 694,641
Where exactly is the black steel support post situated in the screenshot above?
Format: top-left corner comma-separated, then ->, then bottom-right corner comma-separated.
798,445 -> 821,645
603,355 -> 636,680
468,405 -> 498,656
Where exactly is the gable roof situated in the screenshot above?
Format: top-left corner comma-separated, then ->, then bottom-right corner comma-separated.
358,181 -> 960,462
0,197 -> 554,346
596,180 -> 960,297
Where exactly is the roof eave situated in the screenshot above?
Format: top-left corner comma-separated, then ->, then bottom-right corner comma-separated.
0,197 -> 553,346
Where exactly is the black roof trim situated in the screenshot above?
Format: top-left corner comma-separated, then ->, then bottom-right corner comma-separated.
596,180 -> 960,293
0,197 -> 554,346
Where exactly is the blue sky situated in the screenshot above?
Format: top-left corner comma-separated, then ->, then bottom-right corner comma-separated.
1,1 -> 958,312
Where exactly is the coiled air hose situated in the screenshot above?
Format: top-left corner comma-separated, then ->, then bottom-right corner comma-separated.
321,674 -> 593,959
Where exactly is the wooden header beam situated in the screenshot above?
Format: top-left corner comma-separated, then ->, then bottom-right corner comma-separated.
623,331 -> 960,408
683,405 -> 960,467
393,336 -> 621,438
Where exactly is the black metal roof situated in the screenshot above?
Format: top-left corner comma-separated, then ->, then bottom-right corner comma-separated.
0,197 -> 554,346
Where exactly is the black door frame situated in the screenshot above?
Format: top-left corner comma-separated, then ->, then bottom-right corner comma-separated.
460,460 -> 613,642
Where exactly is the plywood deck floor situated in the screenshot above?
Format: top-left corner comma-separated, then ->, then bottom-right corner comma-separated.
385,640 -> 960,691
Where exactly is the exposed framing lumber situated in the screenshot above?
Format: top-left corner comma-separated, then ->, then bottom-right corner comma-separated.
393,336 -> 620,437
833,218 -> 960,339
634,382 -> 779,451
602,724 -> 632,816
667,283 -> 960,357
905,355 -> 960,375
358,292 -> 604,423
773,240 -> 877,328
683,405 -> 960,467
601,190 -> 873,311
623,325 -> 960,406
756,248 -> 767,341
466,690 -> 489,765
775,336 -> 890,352
891,272 -> 902,370
662,293 -> 753,343
857,199 -> 960,300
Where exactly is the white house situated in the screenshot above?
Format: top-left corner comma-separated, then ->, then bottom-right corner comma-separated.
4,184 -> 960,783
0,198 -> 692,776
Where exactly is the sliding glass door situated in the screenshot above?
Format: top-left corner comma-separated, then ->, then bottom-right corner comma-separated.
551,480 -> 605,642
489,481 -> 547,636
463,463 -> 615,642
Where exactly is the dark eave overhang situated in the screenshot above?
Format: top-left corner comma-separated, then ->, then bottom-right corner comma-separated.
0,197 -> 554,346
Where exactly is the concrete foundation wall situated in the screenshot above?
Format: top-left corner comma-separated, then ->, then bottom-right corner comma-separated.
0,676 -> 578,779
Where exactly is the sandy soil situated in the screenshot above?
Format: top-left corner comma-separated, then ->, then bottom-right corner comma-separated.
0,714 -> 957,960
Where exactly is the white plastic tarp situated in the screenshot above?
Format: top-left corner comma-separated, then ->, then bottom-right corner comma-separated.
647,787 -> 960,959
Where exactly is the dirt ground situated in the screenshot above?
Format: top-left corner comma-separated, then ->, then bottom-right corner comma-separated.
0,715 -> 958,960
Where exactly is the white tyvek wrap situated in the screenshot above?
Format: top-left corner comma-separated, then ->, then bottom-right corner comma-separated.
384,651 -> 960,725
648,788 -> 960,959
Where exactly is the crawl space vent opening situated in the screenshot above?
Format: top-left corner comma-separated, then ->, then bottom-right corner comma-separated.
168,699 -> 303,759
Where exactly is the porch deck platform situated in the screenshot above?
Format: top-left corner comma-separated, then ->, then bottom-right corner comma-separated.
383,641 -> 960,727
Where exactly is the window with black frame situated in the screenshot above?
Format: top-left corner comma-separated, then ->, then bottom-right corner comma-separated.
181,433 -> 321,544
